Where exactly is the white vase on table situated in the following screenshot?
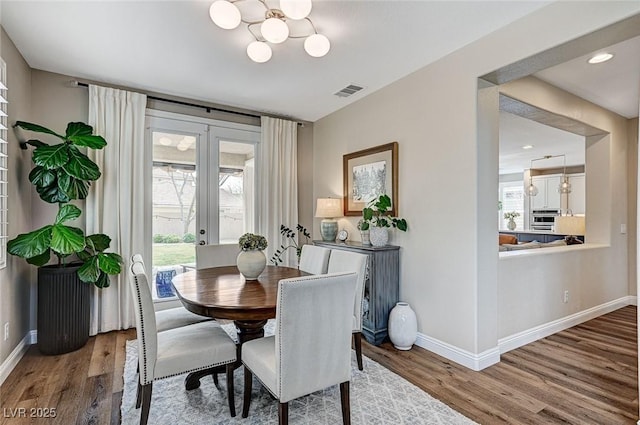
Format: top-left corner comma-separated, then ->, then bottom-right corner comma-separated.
237,249 -> 266,280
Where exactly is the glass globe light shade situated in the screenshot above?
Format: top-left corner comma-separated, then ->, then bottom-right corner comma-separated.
209,0 -> 241,30
280,0 -> 312,20
158,136 -> 172,146
304,34 -> 330,57
558,179 -> 572,194
526,183 -> 538,197
176,143 -> 189,152
261,18 -> 289,44
247,41 -> 272,63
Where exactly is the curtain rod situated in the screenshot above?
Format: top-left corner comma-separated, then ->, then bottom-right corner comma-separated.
72,80 -> 261,120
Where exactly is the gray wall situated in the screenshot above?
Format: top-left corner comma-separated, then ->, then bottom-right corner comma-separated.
312,3 -> 640,362
0,27 -> 33,364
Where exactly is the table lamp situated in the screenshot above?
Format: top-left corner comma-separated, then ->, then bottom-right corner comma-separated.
555,214 -> 585,244
315,198 -> 342,241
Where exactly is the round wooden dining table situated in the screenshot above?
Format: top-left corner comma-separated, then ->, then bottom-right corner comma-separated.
171,265 -> 309,389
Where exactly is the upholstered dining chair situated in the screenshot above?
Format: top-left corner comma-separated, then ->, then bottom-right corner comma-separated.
194,244 -> 239,331
130,254 -> 211,332
327,249 -> 368,371
195,244 -> 239,270
129,262 -> 237,425
241,272 -> 357,425
298,244 -> 331,274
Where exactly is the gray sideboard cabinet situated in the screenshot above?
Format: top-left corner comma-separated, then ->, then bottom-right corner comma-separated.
313,240 -> 400,345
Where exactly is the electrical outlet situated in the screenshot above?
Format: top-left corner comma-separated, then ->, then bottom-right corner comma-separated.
3,323 -> 8,341
563,290 -> 569,303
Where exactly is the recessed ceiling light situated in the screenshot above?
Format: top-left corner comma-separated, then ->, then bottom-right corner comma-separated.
522,145 -> 534,150
588,52 -> 614,64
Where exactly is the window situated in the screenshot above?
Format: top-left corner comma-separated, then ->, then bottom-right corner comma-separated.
499,181 -> 524,230
0,58 -> 7,269
146,112 -> 259,300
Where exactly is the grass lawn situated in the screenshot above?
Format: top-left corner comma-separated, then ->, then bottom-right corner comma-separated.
153,243 -> 196,267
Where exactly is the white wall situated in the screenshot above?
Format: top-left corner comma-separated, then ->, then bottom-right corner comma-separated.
312,2 -> 640,365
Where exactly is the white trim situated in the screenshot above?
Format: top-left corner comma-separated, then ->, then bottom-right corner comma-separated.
414,333 -> 500,371
498,296 -> 635,354
0,330 -> 36,385
414,295 -> 636,371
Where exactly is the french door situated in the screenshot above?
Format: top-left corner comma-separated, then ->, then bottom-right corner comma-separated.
146,112 -> 260,298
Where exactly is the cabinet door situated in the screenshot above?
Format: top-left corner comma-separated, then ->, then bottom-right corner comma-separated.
568,174 -> 586,214
531,176 -> 547,209
545,176 -> 561,209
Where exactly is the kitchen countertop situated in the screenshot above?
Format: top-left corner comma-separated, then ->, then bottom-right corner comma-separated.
499,229 -> 575,236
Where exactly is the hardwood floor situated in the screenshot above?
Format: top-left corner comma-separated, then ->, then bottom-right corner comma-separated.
0,306 -> 636,424
364,306 -> 638,424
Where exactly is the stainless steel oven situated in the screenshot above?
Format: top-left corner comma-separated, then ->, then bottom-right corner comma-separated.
531,209 -> 561,231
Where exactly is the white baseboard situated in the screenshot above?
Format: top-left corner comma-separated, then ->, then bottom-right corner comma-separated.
414,333 -> 500,371
414,295 -> 636,371
498,296 -> 636,354
0,330 -> 36,386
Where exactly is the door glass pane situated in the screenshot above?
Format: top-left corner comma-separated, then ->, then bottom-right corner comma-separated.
151,131 -> 197,298
219,141 -> 255,243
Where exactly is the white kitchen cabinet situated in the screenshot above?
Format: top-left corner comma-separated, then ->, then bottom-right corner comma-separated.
531,175 -> 561,210
567,173 -> 585,214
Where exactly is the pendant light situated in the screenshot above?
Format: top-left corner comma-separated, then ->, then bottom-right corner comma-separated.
526,159 -> 538,197
557,154 -> 572,194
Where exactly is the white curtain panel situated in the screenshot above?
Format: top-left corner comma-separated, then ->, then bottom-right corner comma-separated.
87,85 -> 147,335
259,116 -> 298,267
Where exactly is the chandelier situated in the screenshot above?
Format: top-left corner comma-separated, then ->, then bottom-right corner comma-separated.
525,154 -> 572,197
209,0 -> 330,63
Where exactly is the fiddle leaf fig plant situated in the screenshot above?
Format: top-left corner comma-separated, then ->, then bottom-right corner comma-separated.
19,121 -> 105,203
360,194 -> 408,231
7,121 -> 122,288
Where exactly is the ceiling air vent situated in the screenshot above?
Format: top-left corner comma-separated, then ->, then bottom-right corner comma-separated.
334,84 -> 364,98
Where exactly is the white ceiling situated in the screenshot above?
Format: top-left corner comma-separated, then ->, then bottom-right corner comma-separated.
499,112 -> 585,175
0,0 -> 551,122
499,34 -> 640,175
535,34 -> 640,120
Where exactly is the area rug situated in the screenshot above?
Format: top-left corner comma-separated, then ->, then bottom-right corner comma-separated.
121,329 -> 476,424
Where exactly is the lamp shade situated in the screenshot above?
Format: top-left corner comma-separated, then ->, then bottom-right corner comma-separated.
247,41 -> 272,63
555,215 -> 585,236
261,17 -> 289,44
209,0 -> 241,30
315,198 -> 342,218
304,34 -> 330,57
280,0 -> 312,20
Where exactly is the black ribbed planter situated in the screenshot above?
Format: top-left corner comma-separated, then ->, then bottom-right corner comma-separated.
37,264 -> 90,355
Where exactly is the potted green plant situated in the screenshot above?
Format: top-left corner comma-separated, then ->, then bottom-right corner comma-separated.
360,194 -> 408,246
8,121 -> 123,354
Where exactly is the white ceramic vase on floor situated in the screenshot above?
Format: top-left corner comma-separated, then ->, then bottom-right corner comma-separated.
388,302 -> 417,350
237,249 -> 266,280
